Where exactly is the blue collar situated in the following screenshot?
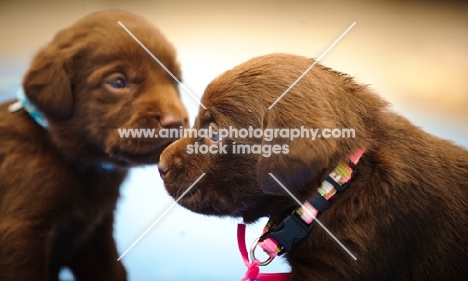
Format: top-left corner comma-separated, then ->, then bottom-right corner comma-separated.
101,163 -> 118,171
8,87 -> 48,128
8,87 -> 118,172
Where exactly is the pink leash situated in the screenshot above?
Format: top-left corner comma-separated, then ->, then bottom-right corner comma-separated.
238,224 -> 291,281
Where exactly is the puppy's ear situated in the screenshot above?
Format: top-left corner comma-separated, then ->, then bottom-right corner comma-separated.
255,110 -> 339,197
22,44 -> 73,120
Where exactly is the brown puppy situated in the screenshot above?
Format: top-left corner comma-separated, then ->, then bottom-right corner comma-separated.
160,53 -> 468,280
0,10 -> 188,281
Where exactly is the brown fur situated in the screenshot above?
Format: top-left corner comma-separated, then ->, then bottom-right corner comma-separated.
160,53 -> 468,280
0,10 -> 188,281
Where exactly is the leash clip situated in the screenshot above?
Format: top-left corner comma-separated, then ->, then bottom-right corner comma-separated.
250,238 -> 275,266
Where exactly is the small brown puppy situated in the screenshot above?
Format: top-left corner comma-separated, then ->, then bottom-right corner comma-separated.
0,10 -> 188,281
160,53 -> 468,280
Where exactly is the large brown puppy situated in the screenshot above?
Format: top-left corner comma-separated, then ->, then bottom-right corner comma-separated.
160,53 -> 468,280
0,10 -> 188,281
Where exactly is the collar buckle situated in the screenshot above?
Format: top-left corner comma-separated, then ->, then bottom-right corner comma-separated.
326,160 -> 358,192
260,210 -> 313,255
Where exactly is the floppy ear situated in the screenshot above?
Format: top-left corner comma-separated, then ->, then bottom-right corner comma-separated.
255,109 -> 339,197
22,44 -> 73,120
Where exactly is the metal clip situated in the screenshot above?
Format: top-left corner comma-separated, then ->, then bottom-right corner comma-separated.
250,237 -> 274,266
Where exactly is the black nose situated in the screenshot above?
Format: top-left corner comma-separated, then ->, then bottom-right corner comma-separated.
160,114 -> 186,128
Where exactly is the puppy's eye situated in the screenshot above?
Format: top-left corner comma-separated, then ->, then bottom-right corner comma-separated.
109,77 -> 127,89
212,132 -> 221,141
209,122 -> 222,142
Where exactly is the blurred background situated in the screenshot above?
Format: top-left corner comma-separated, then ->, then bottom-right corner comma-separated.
1,0 -> 467,280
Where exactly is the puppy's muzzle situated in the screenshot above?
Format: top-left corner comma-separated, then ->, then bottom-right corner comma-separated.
159,114 -> 186,128
158,156 -> 169,178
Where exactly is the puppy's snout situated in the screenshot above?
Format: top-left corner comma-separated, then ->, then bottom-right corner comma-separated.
160,114 -> 186,128
158,158 -> 169,177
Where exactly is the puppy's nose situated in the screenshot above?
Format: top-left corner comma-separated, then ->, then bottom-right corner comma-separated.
160,114 -> 185,128
158,159 -> 169,177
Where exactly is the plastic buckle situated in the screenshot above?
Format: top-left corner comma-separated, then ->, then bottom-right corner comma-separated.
327,161 -> 358,192
260,210 -> 312,255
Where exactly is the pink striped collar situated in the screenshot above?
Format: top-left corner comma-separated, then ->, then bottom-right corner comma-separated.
238,148 -> 365,280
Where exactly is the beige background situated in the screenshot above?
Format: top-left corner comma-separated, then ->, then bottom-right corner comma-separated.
1,0 -> 467,137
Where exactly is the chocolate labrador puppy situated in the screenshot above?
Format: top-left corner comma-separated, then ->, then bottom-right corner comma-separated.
0,10 -> 188,281
159,53 -> 468,280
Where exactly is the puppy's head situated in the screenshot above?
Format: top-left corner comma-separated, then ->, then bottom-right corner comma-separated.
22,10 -> 188,168
160,53 -> 385,223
